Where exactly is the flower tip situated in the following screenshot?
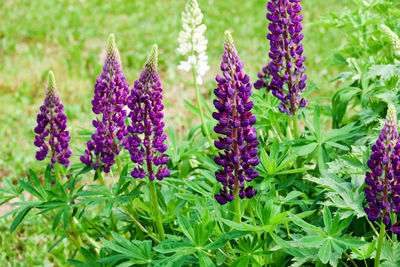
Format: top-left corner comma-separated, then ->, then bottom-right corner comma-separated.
145,44 -> 158,69
106,33 -> 119,61
46,70 -> 56,95
224,31 -> 234,47
47,70 -> 56,86
387,104 -> 397,124
380,24 -> 390,32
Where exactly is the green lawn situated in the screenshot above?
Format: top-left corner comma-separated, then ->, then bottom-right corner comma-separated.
0,0 -> 348,264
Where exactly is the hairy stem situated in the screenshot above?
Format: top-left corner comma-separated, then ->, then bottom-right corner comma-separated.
375,220 -> 385,267
292,113 -> 299,139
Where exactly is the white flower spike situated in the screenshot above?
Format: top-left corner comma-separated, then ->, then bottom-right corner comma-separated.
381,24 -> 400,57
177,0 -> 209,85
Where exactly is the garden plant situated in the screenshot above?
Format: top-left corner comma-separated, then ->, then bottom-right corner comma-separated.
1,0 -> 400,266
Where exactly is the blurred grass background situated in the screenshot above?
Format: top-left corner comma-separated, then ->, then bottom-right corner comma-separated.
0,0 -> 348,264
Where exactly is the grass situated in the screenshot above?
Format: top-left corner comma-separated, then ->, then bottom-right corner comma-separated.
0,0 -> 349,264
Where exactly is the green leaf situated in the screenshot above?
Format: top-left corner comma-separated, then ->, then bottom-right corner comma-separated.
198,251 -> 215,267
203,231 -> 249,250
44,165 -> 53,191
323,206 -> 332,233
368,64 -> 400,80
231,256 -> 250,267
18,179 -> 43,200
295,143 -> 318,156
177,214 -> 195,243
335,237 -> 366,249
300,235 -> 326,248
62,206 -> 70,230
318,240 -> 331,264
52,208 -> 63,231
67,259 -> 92,267
288,212 -> 326,236
9,205 -> 33,232
153,240 -> 195,254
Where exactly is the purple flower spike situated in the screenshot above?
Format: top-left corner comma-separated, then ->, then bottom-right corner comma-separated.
213,32 -> 260,205
80,34 -> 130,173
126,45 -> 170,181
365,104 -> 400,234
34,71 -> 71,169
254,0 -> 308,115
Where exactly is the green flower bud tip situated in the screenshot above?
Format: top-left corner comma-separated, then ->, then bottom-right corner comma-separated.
224,30 -> 234,47
46,70 -> 56,97
106,33 -> 120,62
380,24 -> 400,56
145,44 -> 158,70
387,104 -> 397,127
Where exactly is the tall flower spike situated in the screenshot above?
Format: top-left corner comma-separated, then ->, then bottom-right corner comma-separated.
213,31 -> 260,205
34,71 -> 71,169
80,34 -> 130,173
254,0 -> 308,115
126,45 -> 170,181
365,104 -> 400,234
380,24 -> 400,57
177,0 -> 210,84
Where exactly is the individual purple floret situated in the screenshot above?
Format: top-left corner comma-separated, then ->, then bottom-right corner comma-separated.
34,71 -> 71,169
80,34 -> 130,173
213,32 -> 260,205
125,45 -> 170,181
254,0 -> 308,115
364,104 -> 400,234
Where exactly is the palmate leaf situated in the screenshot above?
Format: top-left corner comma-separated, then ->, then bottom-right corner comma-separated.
270,232 -> 318,266
100,233 -> 157,265
381,239 -> 400,266
305,175 -> 365,217
368,64 -> 400,80
350,239 -> 376,260
288,207 -> 364,266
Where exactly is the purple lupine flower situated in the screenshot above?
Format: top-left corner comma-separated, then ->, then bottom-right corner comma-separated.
34,71 -> 71,169
254,0 -> 308,115
213,32 -> 260,205
126,45 -> 170,181
364,104 -> 400,234
80,34 -> 130,173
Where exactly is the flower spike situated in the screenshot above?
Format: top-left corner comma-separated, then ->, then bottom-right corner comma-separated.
254,0 -> 308,115
80,34 -> 130,173
213,32 -> 260,205
126,44 -> 170,181
34,71 -> 71,169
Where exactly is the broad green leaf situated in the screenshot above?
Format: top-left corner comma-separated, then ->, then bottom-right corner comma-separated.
318,240 -> 331,264
323,206 -> 332,233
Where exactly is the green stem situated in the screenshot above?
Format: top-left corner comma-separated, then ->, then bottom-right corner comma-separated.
343,251 -> 357,267
54,163 -> 61,183
96,168 -> 105,186
70,215 -> 84,249
292,113 -> 299,139
233,194 -> 241,223
115,201 -> 159,243
375,220 -> 386,267
192,68 -> 212,145
149,179 -> 165,241
116,155 -> 123,173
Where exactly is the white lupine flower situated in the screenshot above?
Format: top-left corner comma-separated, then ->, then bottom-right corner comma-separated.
381,24 -> 400,57
177,0 -> 210,84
